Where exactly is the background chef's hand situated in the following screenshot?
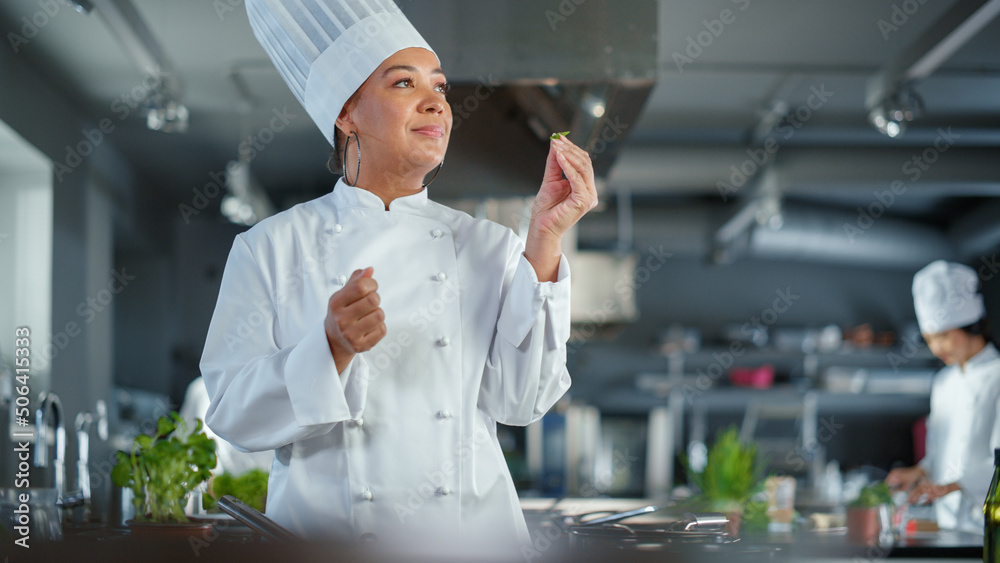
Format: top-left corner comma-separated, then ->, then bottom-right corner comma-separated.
886,465 -> 926,491
907,481 -> 959,505
324,267 -> 386,373
524,134 -> 598,282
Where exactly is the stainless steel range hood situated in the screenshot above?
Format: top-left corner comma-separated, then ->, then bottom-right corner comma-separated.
401,0 -> 658,199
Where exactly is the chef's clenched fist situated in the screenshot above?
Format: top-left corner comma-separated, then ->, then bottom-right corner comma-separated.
325,267 -> 386,372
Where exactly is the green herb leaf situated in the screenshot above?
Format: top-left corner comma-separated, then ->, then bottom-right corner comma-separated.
549,131 -> 570,140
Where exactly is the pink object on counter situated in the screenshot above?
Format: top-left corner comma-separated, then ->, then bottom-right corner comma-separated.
729,365 -> 774,389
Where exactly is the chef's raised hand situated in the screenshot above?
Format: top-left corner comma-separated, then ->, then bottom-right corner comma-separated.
324,267 -> 386,373
907,480 -> 959,505
525,134 -> 598,282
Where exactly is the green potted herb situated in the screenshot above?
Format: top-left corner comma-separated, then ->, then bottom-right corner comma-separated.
207,469 -> 269,513
112,412 -> 217,533
847,481 -> 892,544
686,426 -> 764,536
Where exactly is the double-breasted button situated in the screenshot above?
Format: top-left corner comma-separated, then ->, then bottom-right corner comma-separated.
333,224 -> 343,234
361,488 -> 373,501
437,337 -> 451,347
437,410 -> 452,419
434,272 -> 447,282
350,418 -> 364,428
431,228 -> 443,239
436,487 -> 452,496
336,274 -> 347,285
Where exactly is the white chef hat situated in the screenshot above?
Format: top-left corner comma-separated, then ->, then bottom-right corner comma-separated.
912,260 -> 985,334
245,0 -> 436,147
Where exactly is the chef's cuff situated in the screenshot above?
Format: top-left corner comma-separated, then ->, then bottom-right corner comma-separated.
284,320 -> 356,426
497,254 -> 571,349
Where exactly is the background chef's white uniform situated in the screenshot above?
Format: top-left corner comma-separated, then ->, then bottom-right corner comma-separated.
920,343 -> 1000,532
200,179 -> 571,550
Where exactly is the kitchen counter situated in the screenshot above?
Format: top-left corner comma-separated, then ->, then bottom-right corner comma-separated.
0,510 -> 982,562
520,498 -> 983,561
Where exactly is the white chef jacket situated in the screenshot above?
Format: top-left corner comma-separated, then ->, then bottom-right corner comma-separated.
200,178 -> 572,553
918,342 -> 1000,532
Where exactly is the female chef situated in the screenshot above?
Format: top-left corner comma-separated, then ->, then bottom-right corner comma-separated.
886,260 -> 1000,532
199,0 -> 596,554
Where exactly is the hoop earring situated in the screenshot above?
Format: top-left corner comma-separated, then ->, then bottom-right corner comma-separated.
342,131 -> 361,187
422,157 -> 444,188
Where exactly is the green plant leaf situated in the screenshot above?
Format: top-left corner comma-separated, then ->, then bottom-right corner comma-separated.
157,416 -> 176,437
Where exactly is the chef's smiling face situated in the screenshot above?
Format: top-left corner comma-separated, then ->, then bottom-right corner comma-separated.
337,47 -> 451,182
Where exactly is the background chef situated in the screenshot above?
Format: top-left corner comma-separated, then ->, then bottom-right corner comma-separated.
200,0 -> 596,555
887,260 -> 1000,532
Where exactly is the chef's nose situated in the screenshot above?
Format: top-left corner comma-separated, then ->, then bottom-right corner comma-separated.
420,98 -> 445,115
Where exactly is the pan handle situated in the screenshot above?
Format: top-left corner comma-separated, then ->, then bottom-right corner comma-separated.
218,495 -> 298,542
575,504 -> 665,527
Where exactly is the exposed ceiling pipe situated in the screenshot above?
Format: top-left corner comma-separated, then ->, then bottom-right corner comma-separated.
577,202 -> 956,270
608,146 -> 1000,197
866,0 -> 1000,135
86,0 -> 188,132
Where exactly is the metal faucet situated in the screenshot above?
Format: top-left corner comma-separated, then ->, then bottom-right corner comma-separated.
35,391 -> 66,499
75,412 -> 93,505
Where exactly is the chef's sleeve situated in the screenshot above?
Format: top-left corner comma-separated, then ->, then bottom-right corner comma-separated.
478,242 -> 572,426
200,234 -> 368,452
957,396 -> 1000,502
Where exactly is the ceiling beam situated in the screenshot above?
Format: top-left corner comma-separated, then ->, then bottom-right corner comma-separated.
866,0 -> 1000,110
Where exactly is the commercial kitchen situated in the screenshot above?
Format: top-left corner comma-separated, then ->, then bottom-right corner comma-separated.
1,0 -> 1000,561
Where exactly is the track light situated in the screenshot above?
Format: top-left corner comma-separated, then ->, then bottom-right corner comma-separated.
868,84 -> 924,138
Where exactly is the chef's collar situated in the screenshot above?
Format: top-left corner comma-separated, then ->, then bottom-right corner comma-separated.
332,178 -> 429,214
965,342 -> 999,371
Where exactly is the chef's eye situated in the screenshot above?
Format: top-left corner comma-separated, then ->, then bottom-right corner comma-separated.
393,78 -> 413,88
435,82 -> 451,95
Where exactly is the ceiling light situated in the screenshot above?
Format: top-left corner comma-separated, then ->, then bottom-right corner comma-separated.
868,84 -> 923,138
67,0 -> 94,14
144,89 -> 189,133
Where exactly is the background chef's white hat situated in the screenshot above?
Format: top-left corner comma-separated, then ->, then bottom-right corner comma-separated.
245,0 -> 436,147
912,260 -> 985,334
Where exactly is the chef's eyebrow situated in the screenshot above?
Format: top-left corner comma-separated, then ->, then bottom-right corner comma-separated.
381,65 -> 445,77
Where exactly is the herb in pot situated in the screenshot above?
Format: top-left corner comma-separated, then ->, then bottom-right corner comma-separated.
850,481 -> 893,508
686,426 -> 765,513
111,412 -> 217,523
